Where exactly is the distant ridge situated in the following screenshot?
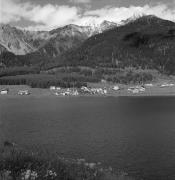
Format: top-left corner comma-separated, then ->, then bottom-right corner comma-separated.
0,21 -> 118,56
59,15 -> 175,74
1,15 -> 175,75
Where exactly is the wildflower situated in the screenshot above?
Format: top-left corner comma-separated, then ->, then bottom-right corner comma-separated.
31,171 -> 38,180
45,170 -> 57,179
25,170 -> 31,180
108,166 -> 113,171
21,169 -> 38,180
88,163 -> 96,169
94,170 -> 98,177
1,170 -> 11,179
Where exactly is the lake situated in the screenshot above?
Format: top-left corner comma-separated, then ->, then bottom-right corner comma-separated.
1,96 -> 175,179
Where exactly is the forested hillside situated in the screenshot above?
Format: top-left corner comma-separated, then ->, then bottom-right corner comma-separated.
60,15 -> 175,75
1,15 -> 175,88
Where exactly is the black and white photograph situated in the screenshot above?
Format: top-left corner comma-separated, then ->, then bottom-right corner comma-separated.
1,0 -> 175,179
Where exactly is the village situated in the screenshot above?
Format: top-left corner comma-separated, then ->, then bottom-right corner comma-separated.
0,82 -> 175,97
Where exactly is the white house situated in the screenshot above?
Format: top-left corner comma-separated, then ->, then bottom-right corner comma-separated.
0,89 -> 9,95
50,86 -> 56,90
113,85 -> 120,91
72,90 -> 79,96
81,86 -> 90,93
160,83 -> 174,88
145,83 -> 153,87
103,89 -> 108,94
18,90 -> 30,95
128,86 -> 145,94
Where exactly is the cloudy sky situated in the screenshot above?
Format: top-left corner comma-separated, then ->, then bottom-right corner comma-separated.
0,0 -> 175,30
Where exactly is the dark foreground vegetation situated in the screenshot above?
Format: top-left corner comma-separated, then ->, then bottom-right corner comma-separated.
0,144 -> 133,180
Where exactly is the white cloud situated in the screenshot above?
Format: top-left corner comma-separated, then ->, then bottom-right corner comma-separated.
29,5 -> 80,29
69,0 -> 91,4
77,4 -> 175,25
0,0 -> 80,30
0,0 -> 29,23
0,0 -> 175,30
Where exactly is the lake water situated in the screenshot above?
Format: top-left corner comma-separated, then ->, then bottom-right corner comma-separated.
1,96 -> 175,179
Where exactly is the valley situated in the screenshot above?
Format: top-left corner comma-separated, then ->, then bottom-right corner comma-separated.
1,15 -> 175,93
2,0 -> 175,179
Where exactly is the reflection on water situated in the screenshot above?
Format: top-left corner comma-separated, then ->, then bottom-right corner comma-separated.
1,96 -> 175,179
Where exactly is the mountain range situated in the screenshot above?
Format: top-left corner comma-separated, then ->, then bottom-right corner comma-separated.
1,15 -> 175,75
60,15 -> 175,74
0,21 -> 118,56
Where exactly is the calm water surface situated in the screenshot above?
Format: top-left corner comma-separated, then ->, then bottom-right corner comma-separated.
1,96 -> 175,179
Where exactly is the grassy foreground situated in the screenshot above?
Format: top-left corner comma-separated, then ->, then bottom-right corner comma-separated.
0,145 -> 134,180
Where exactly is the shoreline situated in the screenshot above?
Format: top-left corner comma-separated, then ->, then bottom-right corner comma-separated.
1,84 -> 175,98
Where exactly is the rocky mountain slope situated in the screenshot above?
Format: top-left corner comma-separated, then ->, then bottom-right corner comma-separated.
0,44 -> 8,54
0,21 -> 117,57
0,24 -> 36,55
37,24 -> 92,57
